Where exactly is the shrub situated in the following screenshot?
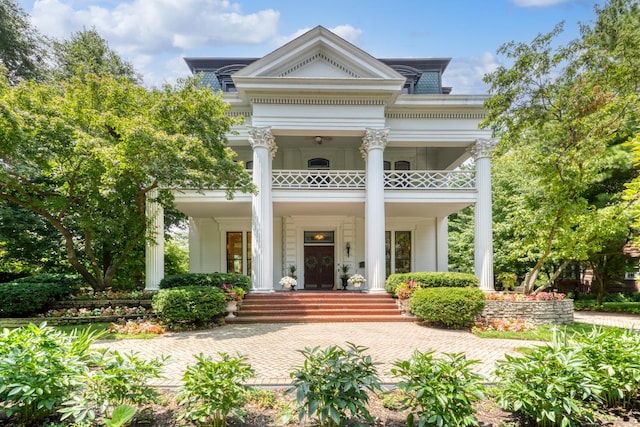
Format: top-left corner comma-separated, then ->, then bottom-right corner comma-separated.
60,350 -> 167,421
0,323 -> 97,424
571,327 -> 640,409
152,286 -> 226,324
177,352 -> 255,427
385,272 -> 479,295
0,274 -> 85,317
495,332 -> 602,426
391,350 -> 485,427
159,272 -> 250,293
410,287 -> 485,329
288,342 -> 381,426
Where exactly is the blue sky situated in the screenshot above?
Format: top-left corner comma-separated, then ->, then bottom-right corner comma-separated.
18,0 -> 602,93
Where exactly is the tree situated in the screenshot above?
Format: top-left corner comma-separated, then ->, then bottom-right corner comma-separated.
482,0 -> 639,294
0,72 -> 254,290
0,0 -> 47,84
52,28 -> 141,84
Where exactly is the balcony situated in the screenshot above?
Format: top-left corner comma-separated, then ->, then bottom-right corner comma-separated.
272,170 -> 475,190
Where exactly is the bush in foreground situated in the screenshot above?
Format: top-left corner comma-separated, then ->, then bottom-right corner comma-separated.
410,287 -> 485,329
152,286 -> 226,325
0,274 -> 84,317
159,272 -> 250,293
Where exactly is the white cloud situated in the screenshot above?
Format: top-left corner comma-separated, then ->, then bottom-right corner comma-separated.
510,0 -> 573,6
443,52 -> 499,95
28,0 -> 281,86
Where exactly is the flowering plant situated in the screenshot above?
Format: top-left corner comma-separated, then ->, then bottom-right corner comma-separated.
220,283 -> 245,302
107,319 -> 165,335
43,305 -> 149,318
280,276 -> 297,289
486,292 -> 566,301
395,280 -> 418,300
472,316 -> 537,333
348,274 -> 366,287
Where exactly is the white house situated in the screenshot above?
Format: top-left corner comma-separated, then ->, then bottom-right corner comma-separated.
145,25 -> 495,293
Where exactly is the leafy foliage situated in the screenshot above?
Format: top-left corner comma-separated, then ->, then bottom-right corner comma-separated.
0,67 -> 254,290
409,287 -> 485,329
495,331 -> 603,426
60,350 -> 167,421
287,342 -> 382,426
482,0 -> 639,294
177,352 -> 255,427
159,272 -> 251,293
391,350 -> 485,427
0,0 -> 47,84
384,272 -> 479,295
571,326 -> 640,408
0,323 -> 97,424
151,286 -> 226,324
0,274 -> 84,316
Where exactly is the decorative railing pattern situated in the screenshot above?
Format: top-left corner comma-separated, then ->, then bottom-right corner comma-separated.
271,170 -> 475,190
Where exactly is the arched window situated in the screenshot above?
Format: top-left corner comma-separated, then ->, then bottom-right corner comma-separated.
307,158 -> 330,169
395,160 -> 410,170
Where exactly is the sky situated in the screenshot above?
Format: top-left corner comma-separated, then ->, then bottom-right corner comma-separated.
17,0 -> 603,94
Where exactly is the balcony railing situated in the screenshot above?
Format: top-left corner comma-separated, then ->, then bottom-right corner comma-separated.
271,170 -> 475,190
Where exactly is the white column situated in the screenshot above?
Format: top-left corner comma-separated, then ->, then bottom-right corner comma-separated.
361,128 -> 389,293
145,187 -> 164,291
249,126 -> 277,293
472,138 -> 496,291
436,216 -> 449,272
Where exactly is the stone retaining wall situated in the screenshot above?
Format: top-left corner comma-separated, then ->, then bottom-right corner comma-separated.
482,299 -> 574,325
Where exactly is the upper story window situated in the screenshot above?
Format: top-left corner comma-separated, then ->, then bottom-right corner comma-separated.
384,160 -> 411,170
308,158 -> 330,169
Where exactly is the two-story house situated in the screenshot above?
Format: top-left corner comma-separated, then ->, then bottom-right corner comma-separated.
145,26 -> 495,293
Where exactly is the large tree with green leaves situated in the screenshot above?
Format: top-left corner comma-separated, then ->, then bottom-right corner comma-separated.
482,0 -> 639,294
0,72 -> 253,290
52,28 -> 141,84
0,0 -> 47,84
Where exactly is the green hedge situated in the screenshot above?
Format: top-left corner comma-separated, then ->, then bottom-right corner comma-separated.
151,286 -> 226,324
159,273 -> 250,293
384,272 -> 479,295
409,287 -> 485,329
0,274 -> 84,317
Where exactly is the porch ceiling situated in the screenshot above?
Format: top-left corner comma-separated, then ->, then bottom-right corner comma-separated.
174,197 -> 473,219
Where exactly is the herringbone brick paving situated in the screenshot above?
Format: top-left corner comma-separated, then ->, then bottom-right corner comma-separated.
93,310 -> 640,388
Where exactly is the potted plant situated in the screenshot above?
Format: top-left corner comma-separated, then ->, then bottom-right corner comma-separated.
338,264 -> 351,290
221,284 -> 245,318
288,264 -> 297,279
279,276 -> 297,291
348,274 -> 366,289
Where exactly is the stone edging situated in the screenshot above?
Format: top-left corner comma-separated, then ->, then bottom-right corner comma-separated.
482,299 -> 574,325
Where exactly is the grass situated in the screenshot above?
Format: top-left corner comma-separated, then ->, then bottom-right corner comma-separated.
473,322 -> 610,342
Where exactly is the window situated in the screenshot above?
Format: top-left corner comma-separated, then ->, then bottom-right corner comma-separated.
245,160 -> 253,170
385,231 -> 411,276
226,231 -> 251,275
308,158 -> 330,169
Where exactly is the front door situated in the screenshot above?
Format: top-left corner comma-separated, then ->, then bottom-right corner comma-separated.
304,246 -> 335,290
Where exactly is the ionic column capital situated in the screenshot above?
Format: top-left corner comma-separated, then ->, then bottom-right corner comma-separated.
248,126 -> 277,158
360,128 -> 389,159
470,138 -> 497,160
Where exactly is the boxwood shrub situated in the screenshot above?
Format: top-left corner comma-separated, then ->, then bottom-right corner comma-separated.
0,274 -> 85,317
385,272 -> 479,295
159,273 -> 250,293
152,286 -> 226,324
409,287 -> 485,329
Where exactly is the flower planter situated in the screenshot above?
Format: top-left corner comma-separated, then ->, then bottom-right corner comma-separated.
225,301 -> 238,319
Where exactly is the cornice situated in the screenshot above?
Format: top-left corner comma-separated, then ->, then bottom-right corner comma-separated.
249,97 -> 386,106
386,112 -> 486,119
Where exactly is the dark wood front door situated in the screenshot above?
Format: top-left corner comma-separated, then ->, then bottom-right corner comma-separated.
304,246 -> 335,290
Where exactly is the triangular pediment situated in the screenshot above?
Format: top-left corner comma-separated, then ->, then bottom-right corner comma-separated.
233,26 -> 404,82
